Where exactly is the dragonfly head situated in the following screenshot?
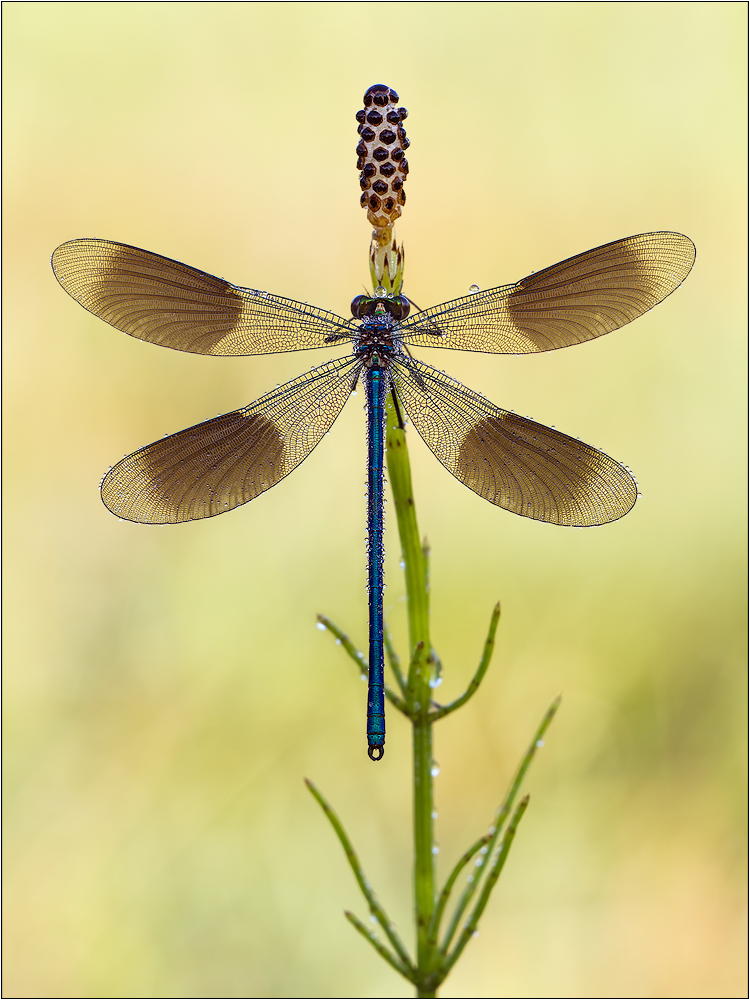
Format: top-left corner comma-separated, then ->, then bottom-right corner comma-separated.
350,293 -> 410,322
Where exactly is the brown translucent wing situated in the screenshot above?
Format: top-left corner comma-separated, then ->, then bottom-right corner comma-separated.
101,356 -> 360,523
392,357 -> 636,526
399,232 -> 695,354
52,239 -> 356,355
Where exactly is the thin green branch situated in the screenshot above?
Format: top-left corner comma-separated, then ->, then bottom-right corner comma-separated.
429,604 -> 500,722
439,698 -> 559,954
305,779 -> 413,972
344,911 -> 415,981
442,694 -> 561,960
426,834 -> 491,950
489,696 -> 560,837
442,797 -> 529,975
316,614 -> 408,714
439,846 -> 486,954
383,619 -> 407,698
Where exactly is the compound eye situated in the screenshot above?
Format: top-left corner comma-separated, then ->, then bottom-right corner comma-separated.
392,295 -> 410,321
350,294 -> 370,319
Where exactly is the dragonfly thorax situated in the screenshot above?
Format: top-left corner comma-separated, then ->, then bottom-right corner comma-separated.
351,294 -> 408,366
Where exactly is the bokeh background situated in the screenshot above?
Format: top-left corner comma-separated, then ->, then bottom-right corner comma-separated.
4,3 -> 746,997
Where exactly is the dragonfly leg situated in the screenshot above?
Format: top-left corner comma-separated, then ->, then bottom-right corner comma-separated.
390,387 -> 406,430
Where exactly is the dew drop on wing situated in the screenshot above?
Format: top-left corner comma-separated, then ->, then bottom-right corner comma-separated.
469,283 -> 480,293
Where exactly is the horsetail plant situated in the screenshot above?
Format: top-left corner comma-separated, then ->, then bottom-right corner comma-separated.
310,83 -> 561,998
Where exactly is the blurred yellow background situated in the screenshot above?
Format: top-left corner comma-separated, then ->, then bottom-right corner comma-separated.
4,3 -> 745,997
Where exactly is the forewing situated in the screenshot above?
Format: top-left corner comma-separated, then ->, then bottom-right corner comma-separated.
101,356 -> 360,523
52,239 -> 356,355
399,232 -> 695,354
392,357 -> 637,526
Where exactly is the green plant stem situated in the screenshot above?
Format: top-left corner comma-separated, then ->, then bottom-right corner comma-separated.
385,392 -> 437,993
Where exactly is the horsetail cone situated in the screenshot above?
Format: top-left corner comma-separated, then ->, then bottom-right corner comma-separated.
357,84 -> 408,295
356,84 -> 409,229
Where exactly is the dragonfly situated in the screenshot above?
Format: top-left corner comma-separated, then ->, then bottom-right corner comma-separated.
52,231 -> 695,759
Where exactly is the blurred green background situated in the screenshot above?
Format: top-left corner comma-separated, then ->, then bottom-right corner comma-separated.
4,3 -> 745,997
